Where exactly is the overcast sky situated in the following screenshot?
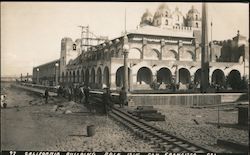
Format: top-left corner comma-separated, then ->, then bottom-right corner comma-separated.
1,2 -> 249,77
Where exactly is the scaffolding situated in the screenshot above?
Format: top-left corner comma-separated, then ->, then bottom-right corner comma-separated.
78,25 -> 108,53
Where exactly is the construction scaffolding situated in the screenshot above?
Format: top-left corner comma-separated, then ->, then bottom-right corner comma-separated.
78,25 -> 108,53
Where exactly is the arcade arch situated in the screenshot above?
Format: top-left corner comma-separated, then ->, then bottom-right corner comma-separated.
103,67 -> 110,87
180,50 -> 194,61
85,69 -> 89,85
212,69 -> 225,85
194,69 -> 201,84
128,48 -> 141,59
227,70 -> 241,90
179,68 -> 190,84
116,66 -> 131,87
91,68 -> 95,84
162,50 -> 178,60
62,72 -> 65,83
144,47 -> 160,60
157,67 -> 172,84
76,70 -> 79,83
81,69 -> 84,83
137,67 -> 152,84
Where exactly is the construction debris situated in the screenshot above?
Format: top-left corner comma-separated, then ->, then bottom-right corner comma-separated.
128,106 -> 165,121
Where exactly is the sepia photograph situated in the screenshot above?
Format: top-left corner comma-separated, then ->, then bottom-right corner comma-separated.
1,2 -> 249,154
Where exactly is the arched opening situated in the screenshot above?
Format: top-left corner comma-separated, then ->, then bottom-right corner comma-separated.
128,48 -> 141,59
180,50 -> 194,61
116,49 -> 123,58
81,69 -> 84,83
157,68 -> 172,84
194,69 -> 201,84
69,72 -> 72,83
196,22 -> 199,28
212,69 -> 225,86
62,72 -> 64,83
162,50 -> 178,60
91,68 -> 95,84
144,47 -> 160,60
76,70 -> 79,83
179,68 -> 190,84
73,71 -> 76,83
137,67 -> 152,85
116,66 -> 131,87
227,70 -> 241,90
103,67 -> 110,87
165,19 -> 168,25
165,11 -> 168,17
97,67 -> 102,84
66,72 -> 68,83
85,69 -> 89,85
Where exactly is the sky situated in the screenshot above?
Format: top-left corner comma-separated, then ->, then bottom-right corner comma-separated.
1,2 -> 249,77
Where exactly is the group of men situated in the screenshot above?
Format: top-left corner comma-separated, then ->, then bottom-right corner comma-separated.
44,85 -> 127,114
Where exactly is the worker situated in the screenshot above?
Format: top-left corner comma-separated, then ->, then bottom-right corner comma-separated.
44,88 -> 49,104
119,87 -> 126,108
103,87 -> 113,114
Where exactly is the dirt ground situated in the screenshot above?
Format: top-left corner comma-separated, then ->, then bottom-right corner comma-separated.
1,82 -> 154,152
1,82 -> 248,153
149,104 -> 248,153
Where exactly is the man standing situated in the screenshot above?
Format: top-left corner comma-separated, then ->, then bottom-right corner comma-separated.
103,87 -> 113,114
84,85 -> 90,104
44,88 -> 49,104
119,87 -> 126,108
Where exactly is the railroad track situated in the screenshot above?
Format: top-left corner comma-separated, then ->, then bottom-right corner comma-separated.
109,107 -> 212,153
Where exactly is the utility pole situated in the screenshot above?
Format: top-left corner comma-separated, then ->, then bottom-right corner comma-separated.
201,3 -> 209,93
210,21 -> 213,62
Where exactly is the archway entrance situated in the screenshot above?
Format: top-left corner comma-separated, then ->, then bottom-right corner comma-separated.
103,67 -> 110,87
137,67 -> 152,84
91,68 -> 95,84
97,68 -> 102,84
157,68 -> 172,84
212,69 -> 225,85
194,69 -> 201,84
179,68 -> 190,84
85,69 -> 89,85
116,66 -> 131,87
227,70 -> 241,90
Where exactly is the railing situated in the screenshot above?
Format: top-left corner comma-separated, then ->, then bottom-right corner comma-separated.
19,82 -> 58,93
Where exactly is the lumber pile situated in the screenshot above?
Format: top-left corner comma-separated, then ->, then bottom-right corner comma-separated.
128,106 -> 165,121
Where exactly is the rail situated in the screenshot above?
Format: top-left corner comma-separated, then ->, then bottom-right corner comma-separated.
109,107 -> 212,153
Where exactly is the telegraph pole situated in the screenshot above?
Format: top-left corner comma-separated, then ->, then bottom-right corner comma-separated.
201,3 -> 209,93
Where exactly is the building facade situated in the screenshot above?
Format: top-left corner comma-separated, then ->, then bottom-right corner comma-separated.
33,4 -> 249,91
32,59 -> 60,86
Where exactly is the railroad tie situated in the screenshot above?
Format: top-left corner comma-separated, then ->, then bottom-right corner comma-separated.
170,147 -> 182,153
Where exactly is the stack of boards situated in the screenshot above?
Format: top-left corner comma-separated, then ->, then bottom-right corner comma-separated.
128,106 -> 165,121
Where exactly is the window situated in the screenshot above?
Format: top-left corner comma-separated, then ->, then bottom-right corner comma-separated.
165,11 -> 168,17
196,22 -> 198,28
195,15 -> 198,20
165,20 -> 168,25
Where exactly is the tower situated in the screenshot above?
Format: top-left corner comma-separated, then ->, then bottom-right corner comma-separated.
153,4 -> 173,28
59,37 -> 78,82
140,9 -> 153,27
172,7 -> 184,27
186,5 -> 201,29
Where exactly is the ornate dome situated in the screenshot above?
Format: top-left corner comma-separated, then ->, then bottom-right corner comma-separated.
140,9 -> 153,26
188,5 -> 199,14
154,3 -> 171,18
158,3 -> 170,10
142,9 -> 153,19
